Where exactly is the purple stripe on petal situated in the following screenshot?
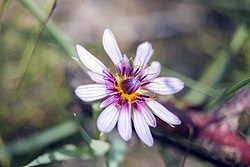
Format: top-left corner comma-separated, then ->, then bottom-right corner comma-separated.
75,84 -> 110,102
146,100 -> 181,125
103,75 -> 115,85
138,103 -> 156,127
133,42 -> 153,74
76,44 -> 107,74
133,110 -> 154,147
143,77 -> 184,95
123,54 -> 131,75
103,69 -> 113,78
117,54 -> 131,76
97,103 -> 119,133
118,103 -> 132,141
140,61 -> 161,82
88,71 -> 105,84
100,96 -> 118,108
103,29 -> 123,67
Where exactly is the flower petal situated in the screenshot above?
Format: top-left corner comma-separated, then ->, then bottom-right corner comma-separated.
133,42 -> 153,74
146,100 -> 181,125
100,96 -> 118,108
88,71 -> 106,84
75,84 -> 110,102
103,28 -> 123,67
118,103 -> 132,141
140,61 -> 161,82
144,77 -> 184,95
76,44 -> 107,74
97,103 -> 119,133
133,110 -> 154,147
138,103 -> 156,127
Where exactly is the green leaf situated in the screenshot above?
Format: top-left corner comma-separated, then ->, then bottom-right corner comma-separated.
24,144 -> 91,167
90,139 -> 110,156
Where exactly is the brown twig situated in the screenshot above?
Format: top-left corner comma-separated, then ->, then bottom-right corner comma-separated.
156,86 -> 250,166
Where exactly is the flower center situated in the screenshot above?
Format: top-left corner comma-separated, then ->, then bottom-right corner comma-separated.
121,78 -> 140,94
113,73 -> 143,104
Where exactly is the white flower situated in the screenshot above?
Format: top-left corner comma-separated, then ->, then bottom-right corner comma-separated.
75,29 -> 184,146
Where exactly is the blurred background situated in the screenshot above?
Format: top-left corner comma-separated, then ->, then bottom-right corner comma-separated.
0,0 -> 250,166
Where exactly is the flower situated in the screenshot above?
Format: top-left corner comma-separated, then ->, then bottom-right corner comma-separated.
75,28 -> 184,147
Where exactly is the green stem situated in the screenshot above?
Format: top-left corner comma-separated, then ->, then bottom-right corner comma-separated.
73,113 -> 92,144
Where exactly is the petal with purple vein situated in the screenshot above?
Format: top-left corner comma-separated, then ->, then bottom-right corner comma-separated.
97,103 -> 119,133
141,61 -> 161,82
144,77 -> 184,95
76,44 -> 107,74
138,103 -> 156,127
133,42 -> 153,74
146,100 -> 181,125
88,71 -> 106,84
133,110 -> 154,147
103,29 -> 123,67
75,84 -> 110,102
100,96 -> 118,108
118,103 -> 132,141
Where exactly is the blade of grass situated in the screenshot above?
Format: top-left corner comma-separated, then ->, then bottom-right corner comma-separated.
15,0 -> 57,100
0,120 -> 78,159
0,0 -> 8,34
19,0 -> 76,60
73,113 -> 91,144
215,77 -> 250,105
19,0 -> 88,74
173,0 -> 250,11
18,0 -> 56,73
183,24 -> 249,106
